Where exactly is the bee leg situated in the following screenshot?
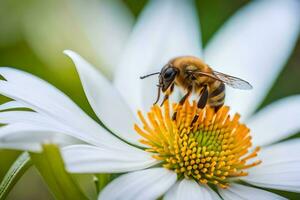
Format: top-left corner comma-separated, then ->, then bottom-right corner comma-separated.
191,86 -> 207,124
173,86 -> 192,121
213,104 -> 223,112
170,83 -> 175,93
197,85 -> 208,109
179,86 -> 193,105
160,84 -> 174,106
160,95 -> 169,107
172,113 -> 177,121
190,114 -> 199,126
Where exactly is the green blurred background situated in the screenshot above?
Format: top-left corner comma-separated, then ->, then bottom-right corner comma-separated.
0,0 -> 299,199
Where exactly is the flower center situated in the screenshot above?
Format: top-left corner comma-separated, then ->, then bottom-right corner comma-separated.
134,100 -> 261,188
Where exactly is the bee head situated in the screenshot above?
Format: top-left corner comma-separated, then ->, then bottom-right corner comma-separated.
160,65 -> 178,92
140,64 -> 178,105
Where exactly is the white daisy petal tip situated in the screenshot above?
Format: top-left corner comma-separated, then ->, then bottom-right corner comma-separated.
64,49 -> 144,147
63,49 -> 73,56
0,64 -> 142,150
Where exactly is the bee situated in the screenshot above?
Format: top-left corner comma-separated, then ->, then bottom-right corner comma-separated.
140,56 -> 252,111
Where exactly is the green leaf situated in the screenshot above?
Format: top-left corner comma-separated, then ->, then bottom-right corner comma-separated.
30,144 -> 88,200
0,152 -> 32,200
72,174 -> 98,200
0,150 -> 20,180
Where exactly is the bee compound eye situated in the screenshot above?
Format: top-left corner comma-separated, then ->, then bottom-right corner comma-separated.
164,68 -> 175,80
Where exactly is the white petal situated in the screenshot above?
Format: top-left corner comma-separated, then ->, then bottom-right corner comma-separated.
114,0 -> 202,112
99,168 -> 177,200
0,123 -> 62,141
0,68 -> 133,150
62,144 -> 159,173
0,111 -> 84,151
66,0 -> 134,77
0,101 -> 26,111
218,183 -> 287,200
0,67 -> 81,111
249,95 -> 300,147
243,139 -> 300,192
164,179 -> 221,200
0,123 -> 79,152
0,111 -> 82,136
64,50 -> 143,147
0,110 -> 57,125
0,142 -> 41,152
204,0 -> 300,118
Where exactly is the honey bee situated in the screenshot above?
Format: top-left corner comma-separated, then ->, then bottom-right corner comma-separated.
140,56 -> 252,111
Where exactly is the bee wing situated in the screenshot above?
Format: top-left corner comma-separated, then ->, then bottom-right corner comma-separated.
212,71 -> 253,90
187,70 -> 253,90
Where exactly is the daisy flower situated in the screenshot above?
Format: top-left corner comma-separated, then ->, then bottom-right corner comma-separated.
1,0 -> 300,199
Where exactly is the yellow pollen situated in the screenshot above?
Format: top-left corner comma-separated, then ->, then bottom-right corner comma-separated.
134,100 -> 261,188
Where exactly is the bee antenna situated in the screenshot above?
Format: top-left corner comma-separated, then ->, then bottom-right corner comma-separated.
140,72 -> 160,79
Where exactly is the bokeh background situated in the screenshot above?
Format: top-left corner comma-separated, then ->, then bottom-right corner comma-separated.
0,0 -> 299,199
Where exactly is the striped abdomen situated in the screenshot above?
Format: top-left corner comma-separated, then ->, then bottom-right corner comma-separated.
208,81 -> 225,110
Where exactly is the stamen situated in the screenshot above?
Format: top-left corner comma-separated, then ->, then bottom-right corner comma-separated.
135,100 -> 261,188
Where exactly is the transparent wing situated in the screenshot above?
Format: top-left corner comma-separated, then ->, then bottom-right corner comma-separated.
213,71 -> 253,90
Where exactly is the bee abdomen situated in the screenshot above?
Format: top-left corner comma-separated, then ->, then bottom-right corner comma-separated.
209,82 -> 225,98
209,95 -> 225,107
209,82 -> 225,108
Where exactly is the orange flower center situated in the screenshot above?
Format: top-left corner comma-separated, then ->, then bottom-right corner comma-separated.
134,100 -> 261,188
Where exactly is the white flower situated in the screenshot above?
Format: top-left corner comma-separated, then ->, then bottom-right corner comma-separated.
1,0 -> 300,199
